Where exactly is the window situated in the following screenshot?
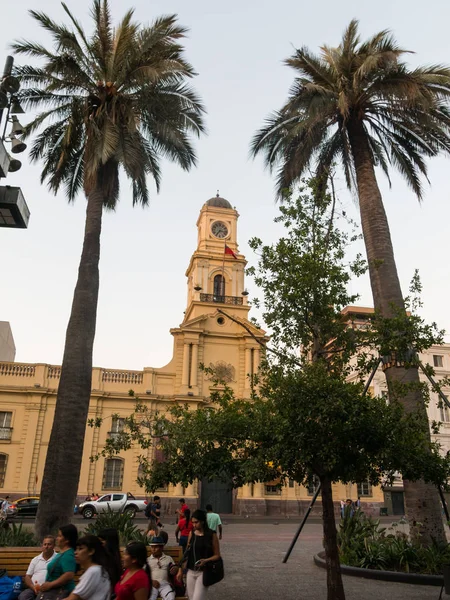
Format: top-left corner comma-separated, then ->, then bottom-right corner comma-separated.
109,417 -> 125,440
265,485 -> 281,495
433,355 -> 444,368
213,274 -> 225,299
307,476 -> 320,496
102,459 -> 124,490
357,480 -> 373,497
0,454 -> 7,487
289,479 -> 295,488
0,413 -> 12,441
440,404 -> 450,423
98,495 -> 111,502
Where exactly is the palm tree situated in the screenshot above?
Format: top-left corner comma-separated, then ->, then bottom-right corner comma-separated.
251,19 -> 450,545
13,0 -> 205,538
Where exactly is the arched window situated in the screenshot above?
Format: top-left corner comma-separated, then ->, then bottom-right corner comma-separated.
102,458 -> 124,490
0,454 -> 8,487
213,274 -> 225,300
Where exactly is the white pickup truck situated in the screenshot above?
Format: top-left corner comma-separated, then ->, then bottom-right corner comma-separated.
78,493 -> 148,519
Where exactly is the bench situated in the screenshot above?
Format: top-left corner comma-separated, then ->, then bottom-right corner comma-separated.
0,547 -> 186,599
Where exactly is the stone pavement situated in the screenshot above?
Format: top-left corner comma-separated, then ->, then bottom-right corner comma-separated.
166,522 -> 444,600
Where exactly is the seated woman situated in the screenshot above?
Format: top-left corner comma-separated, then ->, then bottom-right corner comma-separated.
39,524 -> 78,600
115,542 -> 151,600
66,535 -> 110,600
98,529 -> 122,590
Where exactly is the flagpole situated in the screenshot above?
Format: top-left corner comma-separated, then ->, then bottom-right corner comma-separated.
221,242 -> 226,298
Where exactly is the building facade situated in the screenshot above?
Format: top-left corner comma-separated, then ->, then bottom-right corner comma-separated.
5,198 -> 441,516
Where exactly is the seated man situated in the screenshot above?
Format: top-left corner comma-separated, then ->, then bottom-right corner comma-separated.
147,537 -> 177,600
19,536 -> 56,600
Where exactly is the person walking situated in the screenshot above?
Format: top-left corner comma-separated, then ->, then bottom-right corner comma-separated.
175,508 -> 193,551
19,536 -> 56,600
176,509 -> 221,600
205,505 -> 222,540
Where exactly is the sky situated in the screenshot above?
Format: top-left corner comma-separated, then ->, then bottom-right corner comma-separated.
1,0 -> 450,370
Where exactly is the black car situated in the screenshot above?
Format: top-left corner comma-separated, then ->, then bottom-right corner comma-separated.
13,497 -> 39,517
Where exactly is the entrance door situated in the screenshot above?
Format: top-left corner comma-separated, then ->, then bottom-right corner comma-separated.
201,478 -> 233,514
391,491 -> 405,515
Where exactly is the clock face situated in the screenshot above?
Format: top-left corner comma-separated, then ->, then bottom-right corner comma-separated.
211,221 -> 229,239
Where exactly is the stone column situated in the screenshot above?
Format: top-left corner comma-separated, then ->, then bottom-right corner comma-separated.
191,344 -> 199,387
241,484 -> 252,498
245,348 -> 252,379
254,347 -> 261,372
182,343 -> 190,386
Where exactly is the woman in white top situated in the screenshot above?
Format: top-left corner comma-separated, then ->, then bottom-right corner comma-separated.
66,535 -> 111,600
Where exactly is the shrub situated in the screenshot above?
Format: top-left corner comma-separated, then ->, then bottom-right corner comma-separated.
337,509 -> 450,574
0,523 -> 37,547
83,508 -> 148,545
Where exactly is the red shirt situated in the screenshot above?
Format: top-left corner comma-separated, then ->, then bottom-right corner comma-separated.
180,503 -> 189,516
115,569 -> 150,600
178,517 -> 194,537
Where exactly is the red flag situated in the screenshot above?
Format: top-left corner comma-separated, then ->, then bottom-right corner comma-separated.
224,244 -> 237,259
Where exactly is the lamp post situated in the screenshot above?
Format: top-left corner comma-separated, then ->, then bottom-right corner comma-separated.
0,55 -> 30,229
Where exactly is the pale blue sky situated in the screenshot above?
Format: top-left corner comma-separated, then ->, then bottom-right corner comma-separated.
1,0 -> 450,369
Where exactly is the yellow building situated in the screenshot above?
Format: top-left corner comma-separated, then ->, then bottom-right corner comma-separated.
0,197 -> 384,515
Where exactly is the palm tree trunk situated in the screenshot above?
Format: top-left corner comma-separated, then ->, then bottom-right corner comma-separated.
35,187 -> 104,539
321,477 -> 346,600
347,119 -> 446,545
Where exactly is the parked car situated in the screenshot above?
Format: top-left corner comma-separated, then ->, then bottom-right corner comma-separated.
0,498 -> 18,518
11,496 -> 40,517
78,493 -> 147,519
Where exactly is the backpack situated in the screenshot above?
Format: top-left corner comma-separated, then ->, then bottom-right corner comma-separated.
144,503 -> 153,518
0,576 -> 22,600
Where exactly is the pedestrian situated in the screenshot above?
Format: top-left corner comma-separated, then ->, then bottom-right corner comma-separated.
115,542 -> 151,600
98,528 -> 123,589
145,496 -> 163,537
175,508 -> 193,551
147,537 -> 177,600
69,535 -> 111,600
205,505 -> 222,540
19,536 -> 56,600
176,509 -> 221,600
1,496 -> 10,517
176,498 -> 189,519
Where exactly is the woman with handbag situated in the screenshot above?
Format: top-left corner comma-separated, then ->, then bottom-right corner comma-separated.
39,525 -> 78,600
176,509 -> 222,600
66,535 -> 110,600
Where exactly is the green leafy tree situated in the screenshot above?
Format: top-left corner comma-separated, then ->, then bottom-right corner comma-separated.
250,19 -> 450,544
99,181 -> 450,600
13,0 -> 205,538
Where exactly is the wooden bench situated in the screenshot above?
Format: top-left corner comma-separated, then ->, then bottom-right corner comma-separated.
0,547 -> 186,599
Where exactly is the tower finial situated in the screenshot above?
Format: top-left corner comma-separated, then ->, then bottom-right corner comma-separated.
216,190 -> 220,197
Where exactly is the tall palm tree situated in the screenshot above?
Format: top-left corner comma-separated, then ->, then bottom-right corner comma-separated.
251,19 -> 450,544
13,0 -> 205,538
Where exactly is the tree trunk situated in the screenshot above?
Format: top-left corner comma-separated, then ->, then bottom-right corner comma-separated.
35,187 -> 104,539
347,119 -> 446,545
321,477 -> 346,600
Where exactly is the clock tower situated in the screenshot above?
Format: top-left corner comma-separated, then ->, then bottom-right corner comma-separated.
184,194 -> 248,322
169,194 -> 267,399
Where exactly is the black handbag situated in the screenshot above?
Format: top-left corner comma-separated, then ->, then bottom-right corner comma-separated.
202,557 -> 224,587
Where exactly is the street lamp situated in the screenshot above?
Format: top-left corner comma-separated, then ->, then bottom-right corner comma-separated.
0,55 -> 30,229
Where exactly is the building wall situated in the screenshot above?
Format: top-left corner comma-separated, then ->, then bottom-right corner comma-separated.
0,323 -> 15,362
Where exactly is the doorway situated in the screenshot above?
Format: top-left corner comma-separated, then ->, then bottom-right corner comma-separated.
391,491 -> 405,515
200,478 -> 233,514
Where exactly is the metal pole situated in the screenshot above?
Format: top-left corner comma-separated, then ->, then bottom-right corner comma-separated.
0,56 -> 14,132
283,483 -> 321,563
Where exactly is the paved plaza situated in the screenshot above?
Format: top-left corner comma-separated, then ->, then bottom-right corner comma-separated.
169,521 -> 444,600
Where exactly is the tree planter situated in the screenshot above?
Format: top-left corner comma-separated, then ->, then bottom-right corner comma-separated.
314,551 -> 444,587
